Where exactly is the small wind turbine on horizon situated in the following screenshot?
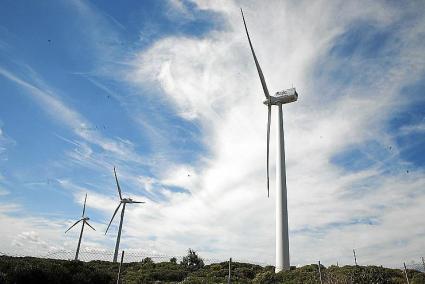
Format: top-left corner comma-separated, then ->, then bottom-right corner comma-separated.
106,167 -> 145,263
65,193 -> 96,261
241,9 -> 299,272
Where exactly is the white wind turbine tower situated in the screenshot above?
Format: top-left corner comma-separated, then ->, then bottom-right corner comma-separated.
241,9 -> 298,272
65,193 -> 96,261
106,167 -> 145,263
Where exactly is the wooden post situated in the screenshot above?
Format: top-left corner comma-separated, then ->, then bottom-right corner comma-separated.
353,249 -> 358,266
228,257 -> 232,284
403,262 -> 410,284
318,261 -> 323,284
117,250 -> 125,284
421,257 -> 425,273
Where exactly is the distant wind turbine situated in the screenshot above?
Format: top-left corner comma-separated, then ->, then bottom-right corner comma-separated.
65,193 -> 96,261
241,9 -> 299,272
106,167 -> 145,263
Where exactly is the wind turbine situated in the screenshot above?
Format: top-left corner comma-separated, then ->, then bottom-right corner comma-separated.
241,9 -> 298,272
65,193 -> 96,261
106,167 -> 145,263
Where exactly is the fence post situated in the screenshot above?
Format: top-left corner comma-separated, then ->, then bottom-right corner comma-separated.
422,257 -> 425,273
403,262 -> 410,284
117,250 -> 125,284
318,261 -> 323,284
228,257 -> 232,284
353,249 -> 358,266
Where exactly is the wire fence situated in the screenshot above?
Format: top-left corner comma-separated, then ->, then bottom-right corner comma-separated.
405,262 -> 425,273
1,248 -> 424,273
45,250 -> 175,263
1,249 -> 425,284
0,248 -> 269,266
315,261 -> 425,284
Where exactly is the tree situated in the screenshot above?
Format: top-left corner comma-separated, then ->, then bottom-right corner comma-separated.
141,257 -> 154,265
170,257 -> 177,264
180,249 -> 204,272
140,257 -> 155,271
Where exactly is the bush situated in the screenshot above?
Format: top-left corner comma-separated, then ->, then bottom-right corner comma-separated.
180,249 -> 204,272
253,271 -> 277,284
138,257 -> 153,268
274,265 -> 321,284
234,267 -> 256,279
123,261 -> 188,283
1,255 -> 423,284
0,256 -> 114,284
412,272 -> 425,284
11,264 -> 49,284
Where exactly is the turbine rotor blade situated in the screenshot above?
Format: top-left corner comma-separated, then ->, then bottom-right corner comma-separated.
129,201 -> 145,204
85,220 -> 96,231
241,8 -> 270,99
82,193 -> 87,217
105,202 -> 122,235
114,167 -> 123,200
266,104 -> 271,198
65,219 -> 83,233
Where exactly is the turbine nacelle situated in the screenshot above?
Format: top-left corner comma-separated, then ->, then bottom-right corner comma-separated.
121,197 -> 143,204
263,88 -> 298,105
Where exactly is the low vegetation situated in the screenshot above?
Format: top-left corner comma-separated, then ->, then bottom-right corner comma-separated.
0,250 -> 424,283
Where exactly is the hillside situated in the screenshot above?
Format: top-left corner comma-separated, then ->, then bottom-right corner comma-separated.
0,255 -> 424,283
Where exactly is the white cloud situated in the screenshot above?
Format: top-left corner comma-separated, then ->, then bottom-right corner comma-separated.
0,211 -> 63,256
166,0 -> 195,21
399,120 -> 425,135
124,0 -> 425,266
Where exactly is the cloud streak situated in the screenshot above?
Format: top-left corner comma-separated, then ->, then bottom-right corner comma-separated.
0,66 -> 149,167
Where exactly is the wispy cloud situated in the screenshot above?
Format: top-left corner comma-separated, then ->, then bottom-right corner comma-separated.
399,120 -> 425,135
0,66 -> 148,165
0,0 -> 424,267
0,121 -> 15,162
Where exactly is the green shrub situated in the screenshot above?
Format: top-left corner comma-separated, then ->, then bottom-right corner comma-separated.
1,255 -> 422,284
411,272 -> 425,284
180,249 -> 204,272
253,271 -> 277,284
0,256 -> 114,284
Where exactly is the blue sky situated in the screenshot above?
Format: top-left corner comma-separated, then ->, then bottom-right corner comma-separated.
0,0 -> 424,267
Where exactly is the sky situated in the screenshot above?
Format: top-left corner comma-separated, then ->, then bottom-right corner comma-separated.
0,0 -> 424,267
